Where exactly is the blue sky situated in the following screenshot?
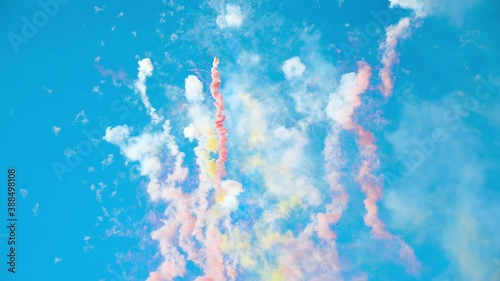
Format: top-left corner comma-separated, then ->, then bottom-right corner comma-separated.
1,0 -> 499,280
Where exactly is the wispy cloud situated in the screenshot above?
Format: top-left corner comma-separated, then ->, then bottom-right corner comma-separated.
134,58 -> 162,124
52,126 -> 61,136
33,203 -> 39,216
74,110 -> 89,125
216,4 -> 244,29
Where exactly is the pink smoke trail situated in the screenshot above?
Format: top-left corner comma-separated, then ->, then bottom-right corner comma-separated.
378,17 -> 411,97
338,61 -> 391,239
315,62 -> 373,277
190,57 -> 229,281
325,60 -> 419,273
205,226 -> 226,281
347,122 -> 420,273
194,225 -> 226,281
346,123 -> 393,239
210,57 -> 229,185
319,61 -> 372,244
342,77 -> 420,273
146,187 -> 205,281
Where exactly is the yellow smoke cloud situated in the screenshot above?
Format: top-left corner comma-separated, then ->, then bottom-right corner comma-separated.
271,269 -> 286,281
207,129 -> 218,152
278,196 -> 302,217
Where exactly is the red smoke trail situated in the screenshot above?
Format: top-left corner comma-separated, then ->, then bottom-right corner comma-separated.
210,57 -> 229,184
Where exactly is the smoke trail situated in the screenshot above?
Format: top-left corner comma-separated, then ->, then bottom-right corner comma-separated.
188,58 -> 231,281
348,123 -> 420,273
341,63 -> 420,273
318,128 -> 348,241
210,57 -> 229,184
348,123 -> 393,239
319,61 -> 372,275
336,63 -> 391,240
203,225 -> 226,281
103,120 -> 201,281
322,62 -> 372,230
379,17 -> 412,97
134,58 -> 163,124
324,60 -> 419,273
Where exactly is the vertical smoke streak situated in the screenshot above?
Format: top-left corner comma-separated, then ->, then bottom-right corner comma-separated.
379,17 -> 411,97
134,58 -> 163,124
346,123 -> 393,239
344,62 -> 420,273
191,57 -> 230,281
315,128 -> 344,276
319,128 -> 348,242
323,60 -> 418,274
102,121 -> 195,281
210,57 -> 229,185
319,62 -> 372,275
347,122 -> 419,273
322,62 -> 372,231
204,225 -> 226,281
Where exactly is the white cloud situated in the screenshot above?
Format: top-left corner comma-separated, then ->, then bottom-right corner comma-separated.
104,120 -> 187,201
103,125 -> 131,145
83,236 -> 94,252
184,75 -> 204,102
102,154 -> 114,166
237,52 -> 261,66
389,0 -> 426,16
182,74 -> 213,142
95,182 -> 106,203
94,6 -> 106,13
389,0 -> 484,25
74,110 -> 89,125
282,57 -> 306,80
43,86 -> 53,94
20,189 -> 28,198
54,257 -> 62,264
64,148 -> 76,158
138,58 -> 154,76
93,85 -> 102,94
326,72 -> 357,125
33,203 -> 39,216
216,4 -> 244,29
52,126 -> 61,136
219,180 -> 244,214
